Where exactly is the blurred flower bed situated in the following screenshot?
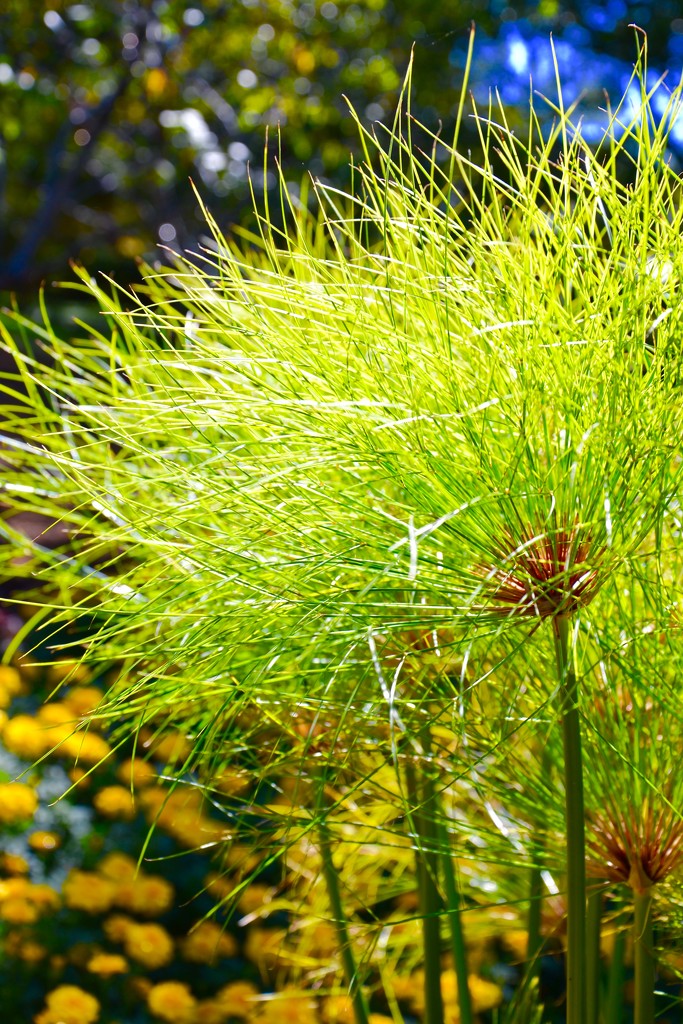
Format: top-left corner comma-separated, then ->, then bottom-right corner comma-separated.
0,627 -> 513,1024
3,622 -> 683,1024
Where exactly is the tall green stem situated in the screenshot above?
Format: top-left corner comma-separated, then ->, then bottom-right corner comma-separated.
552,613 -> 586,1024
317,780 -> 370,1024
633,887 -> 655,1024
526,860 -> 543,977
605,916 -> 626,1024
405,755 -> 444,1024
586,884 -> 603,1024
438,809 -> 473,1024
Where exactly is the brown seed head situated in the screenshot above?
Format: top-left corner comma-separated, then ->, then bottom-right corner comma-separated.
476,523 -> 601,619
587,796 -> 683,893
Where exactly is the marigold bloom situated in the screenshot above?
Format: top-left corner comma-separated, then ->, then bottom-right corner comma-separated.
58,731 -> 111,765
87,953 -> 128,976
214,981 -> 258,1019
63,687 -> 103,717
114,874 -> 175,917
123,922 -> 174,969
147,981 -> 197,1024
98,852 -> 137,882
180,920 -> 238,963
93,785 -> 137,820
251,990 -> 318,1024
29,831 -> 61,852
2,714 -> 49,759
0,782 -> 38,825
102,913 -> 134,943
1,897 -> 38,924
116,757 -> 157,788
0,665 -> 22,696
63,871 -> 116,914
34,984 -> 100,1024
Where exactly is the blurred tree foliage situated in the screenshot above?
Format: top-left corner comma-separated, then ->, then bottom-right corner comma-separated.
0,0 -> 682,291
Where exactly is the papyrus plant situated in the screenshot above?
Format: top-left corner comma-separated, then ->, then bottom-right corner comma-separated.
2,41 -> 683,1023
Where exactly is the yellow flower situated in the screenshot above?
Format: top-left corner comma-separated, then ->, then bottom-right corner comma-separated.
180,920 -> 238,963
34,984 -> 100,1024
46,660 -> 92,686
436,971 -> 502,1018
19,939 -> 47,963
87,953 -> 128,976
102,913 -> 134,943
243,928 -> 287,971
29,831 -> 61,852
252,990 -> 318,1024
93,785 -> 137,820
194,999 -> 229,1024
0,852 -> 29,874
204,872 -> 233,901
123,922 -> 174,969
39,703 -> 75,726
59,731 -> 111,765
214,981 -> 258,1019
321,996 -> 355,1023
142,729 -> 192,765
0,665 -> 23,696
0,782 -> 38,825
63,871 -> 116,914
1,897 -> 38,924
236,883 -> 273,917
147,981 -> 197,1024
114,874 -> 175,917
98,852 -> 137,882
63,687 -> 103,717
28,884 -> 61,911
116,757 -> 157,788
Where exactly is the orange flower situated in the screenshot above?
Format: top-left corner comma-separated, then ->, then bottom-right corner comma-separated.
29,831 -> 61,852
63,687 -> 103,717
214,982 -> 258,1018
93,786 -> 137,820
2,714 -> 49,760
102,914 -> 134,943
180,920 -> 238,963
147,981 -> 196,1023
87,953 -> 128,976
98,852 -> 137,882
116,757 -> 157,788
123,922 -> 174,969
0,782 -> 38,825
114,874 -> 175,917
34,984 -> 99,1024
63,871 -> 116,914
1,897 -> 38,924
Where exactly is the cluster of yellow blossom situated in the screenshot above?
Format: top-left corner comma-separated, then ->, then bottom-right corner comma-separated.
34,985 -> 99,1024
2,702 -> 110,766
139,786 -> 228,849
62,853 -> 174,918
0,876 -> 60,926
0,781 -> 38,826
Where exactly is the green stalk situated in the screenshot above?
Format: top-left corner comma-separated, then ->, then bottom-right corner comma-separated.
633,887 -> 655,1024
316,780 -> 370,1024
605,917 -> 626,1024
405,754 -> 445,1024
586,884 -> 603,1024
552,613 -> 586,1024
438,811 -> 473,1024
526,860 -> 543,977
